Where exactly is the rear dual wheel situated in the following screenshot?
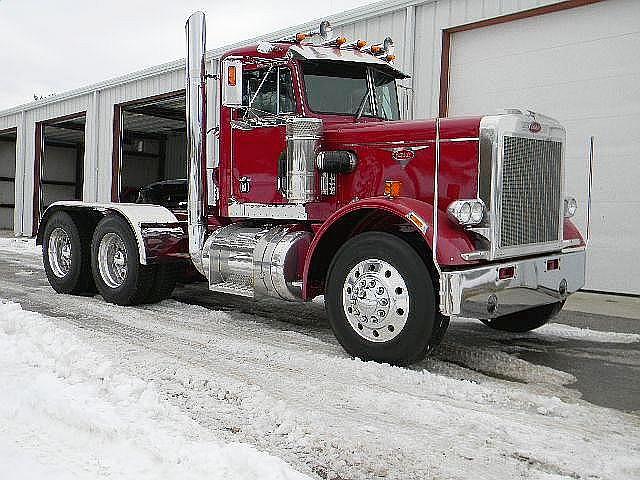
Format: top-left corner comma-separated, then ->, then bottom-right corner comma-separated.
91,215 -> 176,305
42,211 -> 95,295
326,232 -> 449,366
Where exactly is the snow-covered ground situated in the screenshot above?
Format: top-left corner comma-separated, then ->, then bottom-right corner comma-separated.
1,237 -> 639,479
0,300 -> 310,480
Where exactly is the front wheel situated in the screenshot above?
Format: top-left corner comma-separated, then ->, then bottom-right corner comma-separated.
480,301 -> 565,333
325,232 -> 448,366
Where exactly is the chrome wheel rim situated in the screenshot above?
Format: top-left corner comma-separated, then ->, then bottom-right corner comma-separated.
342,258 -> 410,343
48,228 -> 72,278
98,232 -> 128,288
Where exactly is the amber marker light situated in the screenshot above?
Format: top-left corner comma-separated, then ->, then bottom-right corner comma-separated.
336,36 -> 347,46
406,211 -> 428,234
227,65 -> 237,86
295,33 -> 307,42
384,180 -> 402,198
371,45 -> 383,54
356,40 -> 367,49
386,54 -> 396,62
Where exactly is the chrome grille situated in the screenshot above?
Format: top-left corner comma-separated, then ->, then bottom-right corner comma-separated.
500,136 -> 562,248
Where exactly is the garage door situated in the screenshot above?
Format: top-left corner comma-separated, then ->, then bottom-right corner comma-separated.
447,0 -> 640,294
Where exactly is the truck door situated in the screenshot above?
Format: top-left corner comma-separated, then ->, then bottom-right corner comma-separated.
231,65 -> 297,204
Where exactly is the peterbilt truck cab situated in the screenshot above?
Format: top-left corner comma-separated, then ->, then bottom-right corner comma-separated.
37,12 -> 586,365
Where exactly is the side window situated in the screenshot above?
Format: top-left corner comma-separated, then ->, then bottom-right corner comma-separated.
278,68 -> 296,114
241,66 -> 296,116
373,69 -> 400,121
243,67 -> 277,114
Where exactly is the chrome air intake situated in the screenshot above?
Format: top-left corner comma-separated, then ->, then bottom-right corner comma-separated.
201,223 -> 311,300
286,117 -> 323,203
185,12 -> 208,276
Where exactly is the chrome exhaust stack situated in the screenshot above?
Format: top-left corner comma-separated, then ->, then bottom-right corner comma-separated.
185,12 -> 208,276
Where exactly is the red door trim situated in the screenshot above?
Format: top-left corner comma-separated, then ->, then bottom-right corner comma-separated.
32,122 -> 44,236
111,104 -> 122,202
439,0 -> 608,117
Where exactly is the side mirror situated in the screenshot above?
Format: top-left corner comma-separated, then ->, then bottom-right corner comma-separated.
221,59 -> 243,107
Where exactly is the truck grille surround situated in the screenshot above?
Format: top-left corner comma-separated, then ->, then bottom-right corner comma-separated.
478,112 -> 565,260
500,136 -> 562,248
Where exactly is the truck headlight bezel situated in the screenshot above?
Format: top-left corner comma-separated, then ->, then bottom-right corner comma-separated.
447,199 -> 486,226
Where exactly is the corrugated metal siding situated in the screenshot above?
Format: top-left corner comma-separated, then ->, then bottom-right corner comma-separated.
412,0 -> 568,119
94,69 -> 184,204
0,0 -> 582,234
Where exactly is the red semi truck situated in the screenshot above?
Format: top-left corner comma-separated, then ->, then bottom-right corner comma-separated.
37,12 -> 586,365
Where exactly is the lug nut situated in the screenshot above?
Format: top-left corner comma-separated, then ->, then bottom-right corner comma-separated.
559,279 -> 568,296
487,294 -> 498,314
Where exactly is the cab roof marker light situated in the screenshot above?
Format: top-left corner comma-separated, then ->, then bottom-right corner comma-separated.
341,39 -> 366,50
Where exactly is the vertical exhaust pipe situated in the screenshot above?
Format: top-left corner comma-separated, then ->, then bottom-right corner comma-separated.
185,12 -> 208,276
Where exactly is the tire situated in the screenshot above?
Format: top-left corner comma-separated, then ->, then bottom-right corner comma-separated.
91,215 -> 155,306
42,211 -> 95,295
480,301 -> 565,333
325,232 -> 448,366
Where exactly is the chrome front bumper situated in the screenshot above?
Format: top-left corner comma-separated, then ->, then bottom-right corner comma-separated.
439,249 -> 586,318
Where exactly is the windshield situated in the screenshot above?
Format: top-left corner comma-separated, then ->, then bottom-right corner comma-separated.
302,61 -> 400,120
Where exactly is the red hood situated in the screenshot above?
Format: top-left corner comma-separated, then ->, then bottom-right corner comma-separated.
322,116 -> 482,147
316,116 -> 483,230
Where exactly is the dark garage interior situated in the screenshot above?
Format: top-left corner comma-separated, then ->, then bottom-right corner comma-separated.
35,114 -> 86,225
116,92 -> 187,203
0,128 -> 17,230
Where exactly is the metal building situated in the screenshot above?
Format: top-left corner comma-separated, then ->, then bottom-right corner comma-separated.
0,0 -> 638,294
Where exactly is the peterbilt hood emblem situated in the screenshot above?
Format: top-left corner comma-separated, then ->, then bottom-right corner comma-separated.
529,121 -> 542,133
384,145 -> 429,167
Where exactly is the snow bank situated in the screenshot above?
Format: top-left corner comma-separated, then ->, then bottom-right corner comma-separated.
455,318 -> 640,344
537,322 -> 640,343
0,236 -> 40,256
0,299 -> 309,480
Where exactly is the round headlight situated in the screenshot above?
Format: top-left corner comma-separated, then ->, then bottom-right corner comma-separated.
564,197 -> 577,218
470,202 -> 484,223
447,199 -> 485,226
459,202 -> 472,223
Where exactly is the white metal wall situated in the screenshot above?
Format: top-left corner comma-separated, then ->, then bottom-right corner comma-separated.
0,69 -> 184,235
445,0 -> 640,294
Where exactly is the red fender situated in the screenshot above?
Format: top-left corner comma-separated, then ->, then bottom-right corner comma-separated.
302,196 -> 477,299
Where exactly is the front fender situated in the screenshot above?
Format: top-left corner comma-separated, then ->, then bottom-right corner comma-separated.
302,196 -> 477,299
37,201 -> 186,265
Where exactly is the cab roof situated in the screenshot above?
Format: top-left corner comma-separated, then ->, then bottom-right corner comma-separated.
222,43 -> 409,79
